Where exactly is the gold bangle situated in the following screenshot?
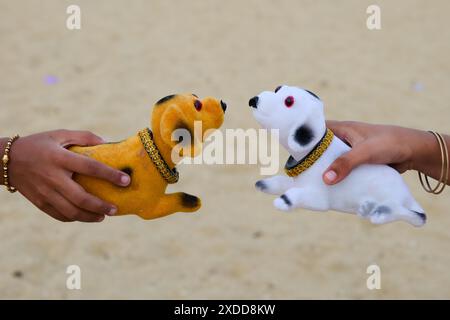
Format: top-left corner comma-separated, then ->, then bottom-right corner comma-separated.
2,134 -> 20,193
418,131 -> 448,194
436,132 -> 449,188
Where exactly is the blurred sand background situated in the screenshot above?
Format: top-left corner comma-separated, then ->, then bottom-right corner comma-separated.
1,0 -> 450,299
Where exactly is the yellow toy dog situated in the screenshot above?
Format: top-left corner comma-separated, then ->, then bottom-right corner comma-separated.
69,93 -> 226,220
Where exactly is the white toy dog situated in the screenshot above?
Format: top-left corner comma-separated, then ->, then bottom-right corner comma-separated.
250,85 -> 426,227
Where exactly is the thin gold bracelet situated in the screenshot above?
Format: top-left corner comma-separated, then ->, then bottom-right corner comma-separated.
2,134 -> 20,193
418,131 -> 448,195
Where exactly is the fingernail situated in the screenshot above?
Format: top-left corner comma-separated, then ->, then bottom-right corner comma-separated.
325,170 -> 337,183
121,175 -> 130,186
97,216 -> 105,222
107,206 -> 117,216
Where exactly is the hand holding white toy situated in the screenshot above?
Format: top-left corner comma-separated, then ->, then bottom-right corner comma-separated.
250,85 -> 426,227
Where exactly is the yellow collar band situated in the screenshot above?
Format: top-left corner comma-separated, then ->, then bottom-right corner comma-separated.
284,128 -> 334,178
138,128 -> 179,184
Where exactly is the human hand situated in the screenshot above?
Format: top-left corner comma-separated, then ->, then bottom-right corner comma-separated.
322,121 -> 441,185
7,130 -> 130,222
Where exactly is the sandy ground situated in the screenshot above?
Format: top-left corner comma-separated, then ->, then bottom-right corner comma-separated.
0,0 -> 450,299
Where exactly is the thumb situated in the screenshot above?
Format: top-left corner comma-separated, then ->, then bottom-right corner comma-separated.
54,130 -> 106,148
323,145 -> 370,185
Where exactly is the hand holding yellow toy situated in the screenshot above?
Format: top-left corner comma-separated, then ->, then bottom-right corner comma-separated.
70,93 -> 226,220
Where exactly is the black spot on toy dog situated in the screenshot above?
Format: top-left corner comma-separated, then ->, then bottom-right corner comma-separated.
156,94 -> 176,105
374,205 -> 391,214
181,193 -> 200,208
412,210 -> 427,223
255,180 -> 267,191
121,167 -> 133,177
175,120 -> 194,145
294,125 -> 314,146
280,194 -> 292,207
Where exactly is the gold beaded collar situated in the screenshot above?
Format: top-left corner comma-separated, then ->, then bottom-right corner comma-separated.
284,129 -> 334,178
138,128 -> 179,184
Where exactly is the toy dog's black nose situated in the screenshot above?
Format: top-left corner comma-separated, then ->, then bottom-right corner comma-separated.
249,96 -> 259,108
220,100 -> 227,113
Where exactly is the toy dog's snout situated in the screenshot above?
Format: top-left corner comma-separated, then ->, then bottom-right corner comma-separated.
248,96 -> 259,108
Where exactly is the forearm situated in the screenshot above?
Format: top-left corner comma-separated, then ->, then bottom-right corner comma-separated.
412,131 -> 450,185
0,137 -> 7,186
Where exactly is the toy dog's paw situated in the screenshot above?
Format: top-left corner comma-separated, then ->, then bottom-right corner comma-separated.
255,180 -> 268,192
273,195 -> 293,212
255,176 -> 292,195
358,201 -> 376,218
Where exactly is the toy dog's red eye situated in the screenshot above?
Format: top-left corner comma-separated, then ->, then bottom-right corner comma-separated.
194,100 -> 202,111
284,96 -> 294,107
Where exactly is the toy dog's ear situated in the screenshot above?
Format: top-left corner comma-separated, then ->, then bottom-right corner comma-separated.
305,89 -> 321,101
159,104 -> 200,158
159,104 -> 186,148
